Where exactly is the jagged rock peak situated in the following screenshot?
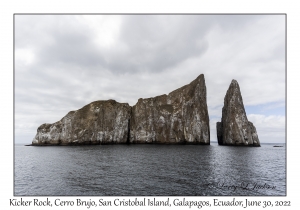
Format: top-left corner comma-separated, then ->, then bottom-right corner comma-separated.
216,79 -> 260,146
130,74 -> 210,144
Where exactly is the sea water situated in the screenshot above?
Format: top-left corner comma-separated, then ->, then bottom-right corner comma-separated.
14,142 -> 285,196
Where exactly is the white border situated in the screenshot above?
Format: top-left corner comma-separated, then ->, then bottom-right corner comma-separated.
1,0 -> 298,209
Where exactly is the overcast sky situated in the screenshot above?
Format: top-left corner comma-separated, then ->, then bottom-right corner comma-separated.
15,14 -> 285,144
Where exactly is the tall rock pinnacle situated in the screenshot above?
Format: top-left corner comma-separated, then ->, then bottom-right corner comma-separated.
216,80 -> 260,146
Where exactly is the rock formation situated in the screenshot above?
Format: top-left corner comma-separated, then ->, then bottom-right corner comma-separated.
32,100 -> 131,145
32,74 -> 210,145
216,80 -> 260,146
130,74 -> 210,144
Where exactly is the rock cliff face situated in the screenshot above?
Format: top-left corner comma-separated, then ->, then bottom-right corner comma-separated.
32,74 -> 210,145
130,74 -> 210,144
32,100 -> 131,145
216,80 -> 260,146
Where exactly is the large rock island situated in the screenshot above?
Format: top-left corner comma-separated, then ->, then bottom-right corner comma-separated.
216,80 -> 260,146
32,74 -> 210,145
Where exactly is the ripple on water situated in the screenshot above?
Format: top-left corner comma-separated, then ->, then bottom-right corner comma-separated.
14,143 -> 286,196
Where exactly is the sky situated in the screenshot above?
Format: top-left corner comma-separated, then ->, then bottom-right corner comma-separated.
14,14 -> 286,144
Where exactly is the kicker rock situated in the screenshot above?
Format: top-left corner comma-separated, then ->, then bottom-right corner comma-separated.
32,100 -> 131,145
216,80 -> 260,146
130,74 -> 210,144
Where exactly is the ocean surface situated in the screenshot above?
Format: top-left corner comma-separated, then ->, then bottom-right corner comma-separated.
14,142 -> 286,196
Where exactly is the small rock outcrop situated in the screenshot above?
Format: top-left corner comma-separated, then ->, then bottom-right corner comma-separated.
32,100 -> 131,145
216,80 -> 260,146
32,74 -> 210,145
130,74 -> 210,144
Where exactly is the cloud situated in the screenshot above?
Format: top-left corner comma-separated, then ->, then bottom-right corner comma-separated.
247,114 -> 285,143
15,15 -> 285,144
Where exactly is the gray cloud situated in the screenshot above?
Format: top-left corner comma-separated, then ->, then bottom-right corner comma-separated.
112,15 -> 211,73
